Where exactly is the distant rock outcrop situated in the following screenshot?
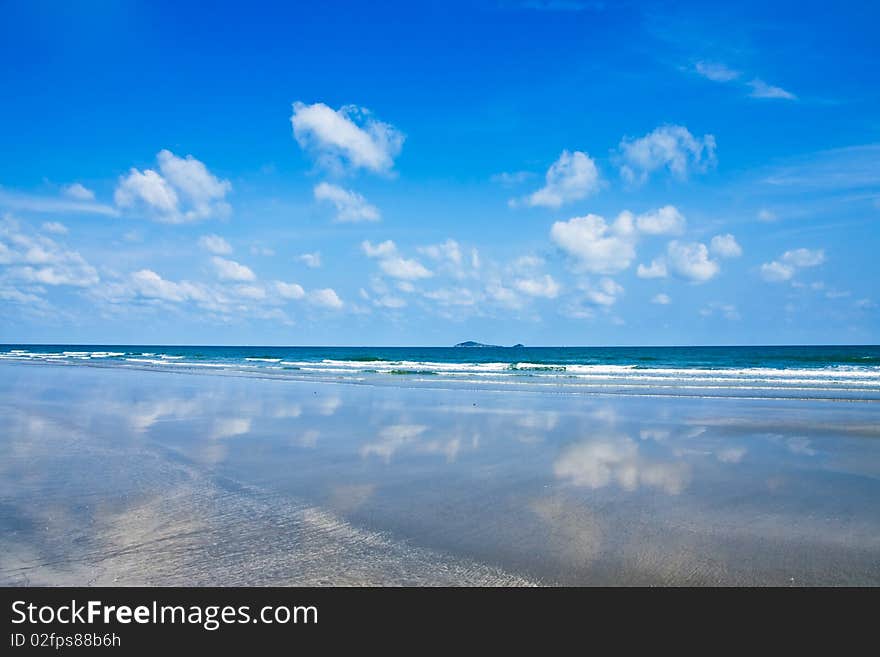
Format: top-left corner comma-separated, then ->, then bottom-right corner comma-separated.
453,341 -> 524,348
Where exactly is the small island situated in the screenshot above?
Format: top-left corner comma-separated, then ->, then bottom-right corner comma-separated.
453,341 -> 525,348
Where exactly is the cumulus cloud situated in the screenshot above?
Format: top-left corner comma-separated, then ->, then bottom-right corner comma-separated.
62,183 -> 95,201
760,261 -> 795,282
423,286 -> 479,307
313,182 -> 380,222
757,208 -> 777,222
362,240 -> 432,280
709,233 -> 742,258
362,240 -> 397,258
274,281 -> 305,300
579,277 -> 624,306
211,256 -> 256,282
666,241 -> 720,282
618,125 -> 716,184
634,205 -> 685,235
114,150 -> 231,223
198,234 -> 232,255
515,273 -> 561,298
694,61 -> 740,82
516,150 -> 601,208
550,212 -> 636,274
748,79 -> 797,100
291,101 -> 404,174
418,239 -> 479,279
380,257 -> 432,280
372,294 -> 407,308
782,248 -> 825,267
126,269 -> 207,303
308,287 -> 343,309
0,219 -> 98,287
761,247 -> 824,282
652,293 -> 671,305
419,239 -> 462,267
297,252 -> 322,268
637,257 -> 668,279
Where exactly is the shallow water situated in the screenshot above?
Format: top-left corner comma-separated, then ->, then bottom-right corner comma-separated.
1,362 -> 878,585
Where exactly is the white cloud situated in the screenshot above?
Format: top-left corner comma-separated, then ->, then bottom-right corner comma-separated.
782,248 -> 824,267
760,261 -> 795,282
710,233 -> 742,258
362,240 -> 397,258
115,169 -> 177,215
618,125 -> 716,184
637,257 -> 668,279
362,240 -> 432,280
514,273 -> 560,298
309,288 -> 343,309
211,256 -> 256,282
297,252 -> 322,268
652,293 -> 671,305
418,239 -> 477,279
41,221 -> 68,235
418,239 -> 462,266
380,257 -> 432,280
666,241 -> 720,282
423,287 -> 478,307
291,101 -> 404,174
275,281 -> 305,300
313,182 -> 380,222
373,294 -> 407,308
198,234 -> 232,255
512,255 -> 544,271
634,205 -> 685,235
579,277 -> 624,306
517,150 -> 601,208
550,212 -> 636,274
748,79 -> 797,100
62,183 -> 95,201
757,208 -> 777,222
761,248 -> 824,283
127,269 -> 206,303
114,150 -> 231,223
694,61 -> 740,82
233,284 -> 266,300
485,281 -> 521,309
0,220 -> 98,287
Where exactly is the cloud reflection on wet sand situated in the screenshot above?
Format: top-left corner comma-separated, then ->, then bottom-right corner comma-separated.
1,363 -> 879,585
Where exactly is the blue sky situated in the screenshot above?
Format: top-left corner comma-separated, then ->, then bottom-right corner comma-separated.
1,0 -> 878,345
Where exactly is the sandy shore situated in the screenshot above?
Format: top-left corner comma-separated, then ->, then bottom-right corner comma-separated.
1,362 -> 878,585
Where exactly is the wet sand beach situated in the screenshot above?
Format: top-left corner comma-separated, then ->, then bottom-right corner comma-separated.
1,362 -> 878,586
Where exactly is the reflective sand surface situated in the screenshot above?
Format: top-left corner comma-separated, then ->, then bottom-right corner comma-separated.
1,362 -> 878,585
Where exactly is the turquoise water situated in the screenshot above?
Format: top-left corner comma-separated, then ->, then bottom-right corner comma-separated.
2,344 -> 880,400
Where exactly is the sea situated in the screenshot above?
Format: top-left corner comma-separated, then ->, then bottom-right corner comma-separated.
2,344 -> 879,401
